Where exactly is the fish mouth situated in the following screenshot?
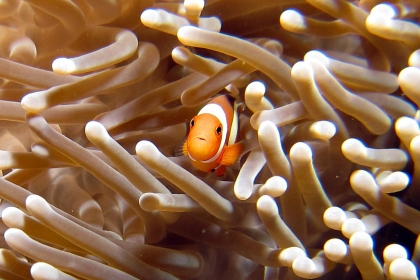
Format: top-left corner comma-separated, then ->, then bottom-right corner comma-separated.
195,135 -> 207,141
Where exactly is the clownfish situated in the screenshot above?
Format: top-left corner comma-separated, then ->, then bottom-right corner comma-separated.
181,95 -> 248,176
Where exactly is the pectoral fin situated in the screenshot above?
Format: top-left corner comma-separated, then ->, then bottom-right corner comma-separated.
220,138 -> 260,166
174,139 -> 189,157
182,140 -> 188,156
220,142 -> 244,166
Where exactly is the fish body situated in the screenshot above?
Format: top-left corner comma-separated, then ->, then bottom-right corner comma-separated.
183,95 -> 245,176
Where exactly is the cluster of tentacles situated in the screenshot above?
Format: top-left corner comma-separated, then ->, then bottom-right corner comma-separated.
0,0 -> 419,279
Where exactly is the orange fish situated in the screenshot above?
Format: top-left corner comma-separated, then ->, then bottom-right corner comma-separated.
182,95 -> 247,176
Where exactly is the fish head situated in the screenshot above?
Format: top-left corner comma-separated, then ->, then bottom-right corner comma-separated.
187,113 -> 223,161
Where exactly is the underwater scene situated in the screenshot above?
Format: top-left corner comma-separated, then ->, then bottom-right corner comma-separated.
0,0 -> 418,279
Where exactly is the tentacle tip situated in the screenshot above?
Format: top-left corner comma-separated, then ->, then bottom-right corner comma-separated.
365,13 -> 388,30
177,25 -> 199,42
258,120 -> 277,135
140,9 -> 160,26
290,142 -> 312,163
256,195 -> 278,212
341,138 -> 366,158
370,3 -> 396,18
304,50 -> 329,66
136,140 -> 161,164
26,194 -> 46,208
52,57 -> 75,75
139,193 -> 159,212
291,61 -> 313,80
21,93 -> 48,113
85,121 -> 109,142
234,190 -> 251,201
280,9 -> 303,26
349,231 -> 373,250
3,228 -> 23,241
292,256 -> 315,278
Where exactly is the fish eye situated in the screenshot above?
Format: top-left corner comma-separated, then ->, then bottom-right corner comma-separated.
190,119 -> 195,127
211,168 -> 215,173
216,126 -> 222,135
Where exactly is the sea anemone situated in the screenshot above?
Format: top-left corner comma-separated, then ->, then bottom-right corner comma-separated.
0,0 -> 419,279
